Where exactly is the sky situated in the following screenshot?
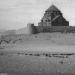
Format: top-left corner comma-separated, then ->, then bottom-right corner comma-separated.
0,0 -> 75,30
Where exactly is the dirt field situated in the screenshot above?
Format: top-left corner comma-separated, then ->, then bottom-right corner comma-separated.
0,33 -> 75,75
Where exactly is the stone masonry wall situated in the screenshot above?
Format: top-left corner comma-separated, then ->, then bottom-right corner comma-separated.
35,26 -> 75,33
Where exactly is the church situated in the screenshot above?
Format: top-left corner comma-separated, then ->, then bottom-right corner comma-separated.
27,5 -> 70,34
38,5 -> 69,27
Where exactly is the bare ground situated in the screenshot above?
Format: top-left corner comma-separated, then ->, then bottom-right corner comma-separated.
0,33 -> 75,75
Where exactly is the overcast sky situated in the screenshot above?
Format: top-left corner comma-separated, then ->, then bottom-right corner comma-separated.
0,0 -> 75,30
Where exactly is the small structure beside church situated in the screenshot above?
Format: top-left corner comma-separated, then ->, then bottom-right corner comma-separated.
27,5 -> 70,34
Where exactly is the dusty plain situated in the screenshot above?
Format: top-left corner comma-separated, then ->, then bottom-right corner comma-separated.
0,33 -> 75,75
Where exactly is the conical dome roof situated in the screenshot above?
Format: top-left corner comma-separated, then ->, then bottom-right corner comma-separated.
46,5 -> 60,12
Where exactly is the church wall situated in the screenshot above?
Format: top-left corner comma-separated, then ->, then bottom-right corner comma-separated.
34,26 -> 75,33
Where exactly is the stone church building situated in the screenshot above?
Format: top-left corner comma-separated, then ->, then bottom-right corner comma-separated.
27,5 -> 70,34
38,5 -> 69,27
